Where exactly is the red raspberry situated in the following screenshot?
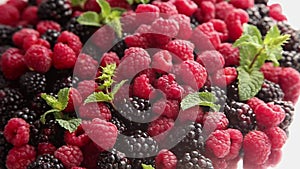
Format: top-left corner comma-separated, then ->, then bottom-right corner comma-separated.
22,35 -> 50,51
136,4 -> 160,24
132,74 -> 154,99
107,0 -> 131,9
154,74 -> 184,100
203,112 -> 229,135
36,20 -> 61,34
264,126 -> 287,150
279,67 -> 300,104
229,0 -> 254,9
209,157 -> 228,169
135,24 -> 151,34
64,125 -> 91,147
269,4 -> 287,21
53,43 -> 77,70
247,97 -> 265,111
4,118 -> 30,147
7,0 -> 27,12
21,6 -> 38,25
169,14 -> 192,40
84,0 -> 101,12
226,156 -> 241,169
100,52 -> 120,67
6,144 -> 36,169
0,4 -> 20,26
265,150 -> 282,167
64,88 -> 82,113
73,53 -> 98,80
199,1 -> 216,22
54,145 -> 83,169
37,142 -> 56,155
148,116 -> 174,142
211,67 -> 237,87
215,1 -> 235,20
92,26 -> 116,51
217,43 -> 240,66
57,31 -> 82,55
173,0 -> 197,17
225,129 -> 243,160
178,106 -> 205,123
191,22 -> 221,49
81,142 -> 101,168
0,48 -> 27,80
243,130 -> 271,165
193,0 -> 217,6
152,1 -> 178,15
124,33 -> 150,49
151,50 -> 173,73
24,45 -> 52,73
210,19 -> 229,42
13,28 -> 40,47
152,99 -> 179,120
226,9 -> 249,41
196,50 -> 225,74
82,118 -> 118,151
79,102 -> 111,121
260,62 -> 282,84
77,80 -> 98,100
165,39 -> 194,62
136,68 -> 157,85
205,130 -> 230,158
155,149 -> 177,169
255,102 -> 285,128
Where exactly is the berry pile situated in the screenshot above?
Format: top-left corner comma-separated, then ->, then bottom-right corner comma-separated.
0,0 -> 299,169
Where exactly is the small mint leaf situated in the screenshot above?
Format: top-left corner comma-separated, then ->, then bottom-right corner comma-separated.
127,0 -> 134,5
96,0 -> 111,18
181,92 -> 220,111
41,93 -> 62,110
77,12 -> 101,27
140,0 -> 150,4
111,80 -> 127,98
265,46 -> 282,66
243,24 -> 263,45
141,164 -> 155,169
107,17 -> 122,38
264,25 -> 281,44
71,0 -> 86,7
40,109 -> 60,124
237,67 -> 264,101
84,92 -> 112,104
57,88 -> 70,111
56,118 -> 82,133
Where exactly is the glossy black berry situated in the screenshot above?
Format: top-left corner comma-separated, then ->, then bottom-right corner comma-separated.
280,50 -> 300,71
97,149 -> 132,169
247,4 -> 269,26
201,86 -> 227,111
27,154 -> 65,169
257,17 -> 277,36
0,25 -> 17,46
256,80 -> 284,103
41,29 -> 60,48
0,131 -> 12,168
255,0 -> 269,4
274,101 -> 294,135
11,107 -> 37,125
19,72 -> 47,97
109,40 -> 127,58
177,151 -> 214,169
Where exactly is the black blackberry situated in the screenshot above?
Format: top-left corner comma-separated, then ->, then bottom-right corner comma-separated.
0,71 -> 9,89
254,0 -> 268,4
190,16 -> 200,29
201,86 -> 227,111
247,4 -> 269,26
177,150 -> 214,169
28,0 -> 37,6
110,116 -> 127,134
280,50 -> 300,71
51,75 -> 79,93
130,158 -> 155,169
0,131 -> 12,168
27,154 -> 65,169
277,21 -> 300,51
226,81 -> 239,102
257,17 -> 277,36
109,40 -> 127,58
97,149 -> 132,169
0,25 -> 17,46
224,101 -> 256,135
41,29 -> 61,48
19,72 -> 47,97
30,93 -> 53,116
256,80 -> 284,103
11,107 -> 37,125
274,101 -> 294,134
37,0 -> 72,24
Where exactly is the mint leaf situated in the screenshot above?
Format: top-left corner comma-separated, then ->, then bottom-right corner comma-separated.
77,11 -> 101,27
237,67 -> 264,101
107,17 -> 122,38
41,93 -> 62,110
140,0 -> 150,4
96,0 -> 111,18
40,109 -> 60,124
71,0 -> 86,7
98,63 -> 117,90
57,88 -> 70,111
181,92 -> 220,112
243,24 -> 263,45
56,118 -> 82,133
141,164 -> 155,169
84,92 -> 112,104
264,25 -> 281,44
111,80 -> 127,98
238,44 -> 262,68
127,0 -> 134,5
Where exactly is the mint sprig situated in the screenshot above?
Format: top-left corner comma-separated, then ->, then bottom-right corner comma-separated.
233,24 -> 290,101
180,92 -> 221,112
141,164 -> 155,169
127,0 -> 150,5
71,0 -> 86,7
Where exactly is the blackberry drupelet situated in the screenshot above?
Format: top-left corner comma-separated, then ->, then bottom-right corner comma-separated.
280,50 -> 300,71
11,107 -> 37,125
277,21 -> 300,51
41,29 -> 61,48
37,0 -> 72,24
110,116 -> 127,134
257,17 -> 277,36
274,101 -> 294,135
30,93 -> 53,116
256,80 -> 284,103
19,72 -> 47,97
27,154 -> 65,169
247,4 -> 269,26
51,75 -> 79,93
97,149 -> 132,169
0,25 -> 17,46
226,81 -> 239,102
224,101 -> 256,135
201,86 -> 227,111
177,150 -> 214,169
0,131 -> 12,168
254,0 -> 269,4
190,16 -> 200,29
109,40 -> 127,58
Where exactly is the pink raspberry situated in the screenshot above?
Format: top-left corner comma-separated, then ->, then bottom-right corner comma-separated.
148,116 -> 174,142
247,97 -> 265,112
36,20 -> 61,34
260,62 -> 282,84
37,142 -> 56,155
64,125 -> 91,147
243,130 -> 271,165
225,129 -> 243,160
92,26 -> 116,51
82,118 -> 118,151
205,130 -> 231,158
229,0 -> 254,9
165,39 -> 194,62
155,149 -> 177,169
22,35 -> 50,51
217,43 -> 240,66
269,4 -> 287,21
132,74 -> 154,99
265,150 -> 282,167
64,88 -> 82,113
150,18 -> 179,46
203,112 -> 229,135
54,145 -> 83,169
136,4 -> 160,24
135,24 -> 151,34
198,1 -> 216,23
79,102 -> 111,121
264,127 -> 287,150
53,43 -> 77,70
4,118 -> 30,147
151,50 -> 173,73
215,1 -> 235,20
24,45 -> 52,73
173,0 -> 197,17
154,74 -> 184,100
124,33 -> 150,49
0,48 -> 27,80
210,19 -> 229,42
21,6 -> 38,25
255,102 -> 285,128
211,67 -> 237,87
152,1 -> 178,15
76,80 -> 98,100
100,52 -> 120,67
13,28 -> 40,47
226,9 -> 249,41
57,31 -> 82,55
209,157 -> 228,169
7,0 -> 27,12
0,4 -> 20,26
197,50 -> 225,74
6,144 -> 36,169
73,53 -> 98,80
152,99 -> 180,120
169,14 -> 192,40
279,67 -> 300,104
191,22 -> 221,49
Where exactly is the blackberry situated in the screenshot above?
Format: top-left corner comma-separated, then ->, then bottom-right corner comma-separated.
109,40 -> 127,58
224,101 -> 256,135
201,86 -> 227,111
11,107 -> 37,125
226,81 -> 239,102
28,0 -> 37,6
41,29 -> 61,48
51,75 -> 79,93
257,17 -> 277,36
277,21 -> 300,51
19,72 -> 47,97
190,16 -> 200,29
0,71 -> 9,89
280,50 -> 300,71
130,158 -> 156,169
247,4 -> 269,26
30,93 -> 53,116
274,101 -> 294,134
256,80 -> 284,103
27,154 -> 65,169
97,149 -> 132,169
0,131 -> 12,168
0,25 -> 16,46
254,0 -> 268,4
110,116 -> 127,134
177,151 -> 214,169
37,0 -> 72,24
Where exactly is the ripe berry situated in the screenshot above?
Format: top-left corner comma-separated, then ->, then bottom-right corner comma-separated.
19,72 -> 47,97
152,99 -> 180,120
76,80 -> 98,100
57,31 -> 82,56
203,112 -> 229,135
151,50 -> 173,73
225,129 -> 243,160
217,43 -> 240,66
196,50 -> 225,74
169,14 -> 192,40
6,144 -> 36,169
177,151 -> 213,169
147,117 -> 174,142
269,4 -> 287,21
54,145 -> 83,169
165,39 -> 195,62
24,45 -> 53,73
73,53 -> 98,80
173,0 -> 198,17
154,74 -> 184,100
255,102 -> 286,128
215,1 -> 235,20
0,4 -> 20,26
13,28 -> 40,48
205,130 -> 231,158
21,6 -> 38,25
153,1 -> 178,15
155,149 -> 177,169
97,149 -> 132,169
229,0 -> 254,9
64,125 -> 90,147
53,43 -> 77,70
100,52 -> 120,67
4,118 -> 30,147
279,67 -> 300,104
256,80 -> 284,103
260,62 -> 282,84
28,154 -> 64,169
36,20 -> 61,35
211,67 -> 238,87
37,142 -> 56,155
64,88 -> 82,113
79,102 -> 111,121
264,126 -> 287,150
132,74 -> 154,99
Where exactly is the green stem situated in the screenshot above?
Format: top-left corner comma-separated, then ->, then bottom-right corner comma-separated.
249,47 -> 264,70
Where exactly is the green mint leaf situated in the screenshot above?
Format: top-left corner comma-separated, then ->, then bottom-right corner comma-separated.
40,109 -> 60,124
84,92 -> 112,104
77,11 -> 101,27
56,118 -> 82,133
71,0 -> 86,7
141,164 -> 155,169
181,92 -> 220,112
140,0 -> 150,4
265,46 -> 282,66
99,78 -> 114,90
111,80 -> 127,98
107,17 -> 122,38
264,25 -> 281,44
243,24 -> 263,45
41,93 -> 63,110
127,0 -> 134,5
238,44 -> 262,69
57,88 -> 70,111
237,67 -> 264,101
101,63 -> 117,77
96,0 -> 111,18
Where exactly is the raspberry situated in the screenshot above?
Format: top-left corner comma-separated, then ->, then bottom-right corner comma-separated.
152,99 -> 180,120
76,80 -> 98,100
226,9 -> 249,41
211,67 -> 237,87
79,102 -> 111,121
54,145 -> 83,169
4,118 -> 30,146
191,22 -> 221,49
84,0 -> 101,12
36,20 -> 61,35
260,62 -> 282,84
24,45 -> 52,73
154,74 -> 184,100
210,19 -> 229,42
81,142 -> 101,169
255,102 -> 285,129
107,0 -> 131,9
0,4 -> 20,26
165,39 -> 194,62
215,1 -> 235,20
197,50 -> 225,74
275,101 -> 294,133
178,106 -> 205,123
224,129 -> 243,160
82,118 -> 118,151
22,35 -> 50,51
247,97 -> 265,111
13,28 -> 40,48
73,53 -> 98,80
100,52 -> 120,67
92,25 -> 116,51
64,88 -> 82,113
229,0 -> 254,9
151,50 -> 173,73
57,31 -> 82,56
7,0 -> 27,12
265,150 -> 282,168
21,6 -> 38,25
152,1 -> 178,15
198,1 -> 216,22
6,144 -> 36,169
132,74 -> 154,99
0,48 -> 27,80
64,125 -> 90,147
173,0 -> 198,17
243,130 -> 271,165
205,130 -> 231,158
53,43 -> 77,70
217,43 -> 240,66
269,4 -> 287,21
169,14 -> 192,40
155,149 -> 177,169
203,112 -> 229,135
37,142 -> 56,155
135,4 -> 160,24
124,33 -> 150,49
264,126 -> 287,150
147,117 -> 174,142
279,67 -> 300,104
